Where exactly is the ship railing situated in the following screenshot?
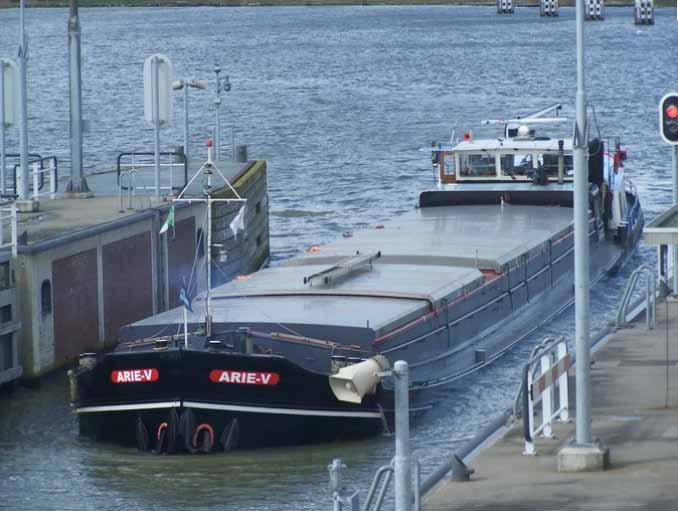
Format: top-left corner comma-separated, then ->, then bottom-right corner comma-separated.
616,265 -> 656,330
116,151 -> 188,196
623,179 -> 642,232
512,336 -> 572,456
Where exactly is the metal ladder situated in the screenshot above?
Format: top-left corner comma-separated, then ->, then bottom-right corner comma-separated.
616,265 -> 656,329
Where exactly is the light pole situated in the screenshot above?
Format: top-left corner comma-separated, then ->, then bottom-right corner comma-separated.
213,65 -> 231,162
0,60 -> 6,197
17,0 -> 29,202
66,0 -> 90,195
573,0 -> 592,449
172,78 -> 208,164
557,0 -> 609,473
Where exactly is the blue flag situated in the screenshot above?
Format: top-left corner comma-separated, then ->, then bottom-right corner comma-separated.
179,287 -> 193,313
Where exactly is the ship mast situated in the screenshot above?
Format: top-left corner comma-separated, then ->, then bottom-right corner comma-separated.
174,139 -> 246,338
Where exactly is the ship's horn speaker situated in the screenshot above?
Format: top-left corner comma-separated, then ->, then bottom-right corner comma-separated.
329,355 -> 390,404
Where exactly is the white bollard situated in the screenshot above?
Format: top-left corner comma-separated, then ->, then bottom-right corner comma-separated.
50,161 -> 56,199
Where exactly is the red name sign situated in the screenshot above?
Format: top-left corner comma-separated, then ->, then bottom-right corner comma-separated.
209,370 -> 280,386
111,369 -> 159,384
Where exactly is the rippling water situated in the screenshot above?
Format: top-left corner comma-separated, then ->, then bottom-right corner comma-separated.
1,5 -> 677,510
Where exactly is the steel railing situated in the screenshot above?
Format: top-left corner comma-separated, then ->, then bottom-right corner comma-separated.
116,151 -> 188,195
13,157 -> 58,200
616,265 -> 656,329
0,201 -> 17,257
1,153 -> 43,197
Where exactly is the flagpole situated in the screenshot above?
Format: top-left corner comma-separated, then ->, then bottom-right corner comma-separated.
184,307 -> 188,349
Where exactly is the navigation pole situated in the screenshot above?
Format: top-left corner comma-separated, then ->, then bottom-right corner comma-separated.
66,0 -> 91,195
557,0 -> 609,472
17,0 -> 29,202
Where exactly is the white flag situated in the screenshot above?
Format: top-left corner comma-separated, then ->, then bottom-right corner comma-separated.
230,205 -> 246,239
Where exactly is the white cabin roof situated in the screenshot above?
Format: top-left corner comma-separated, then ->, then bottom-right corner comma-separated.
452,137 -> 573,153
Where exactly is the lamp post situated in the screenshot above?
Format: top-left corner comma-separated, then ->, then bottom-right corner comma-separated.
557,0 -> 609,473
17,0 -> 29,202
66,0 -> 90,195
213,65 -> 231,162
172,78 -> 208,164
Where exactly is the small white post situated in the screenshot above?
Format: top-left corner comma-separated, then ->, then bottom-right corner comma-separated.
11,202 -> 17,258
183,307 -> 189,349
32,161 -> 39,200
50,161 -> 56,199
558,343 -> 570,422
540,354 -> 554,438
0,207 -> 4,247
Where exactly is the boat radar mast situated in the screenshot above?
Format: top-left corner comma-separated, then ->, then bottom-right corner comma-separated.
173,139 -> 246,337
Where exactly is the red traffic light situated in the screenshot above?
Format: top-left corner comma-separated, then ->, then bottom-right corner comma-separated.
660,93 -> 678,145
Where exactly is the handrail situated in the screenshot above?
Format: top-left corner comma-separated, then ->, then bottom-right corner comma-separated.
116,151 -> 188,193
362,464 -> 393,511
11,156 -> 58,200
3,154 -> 55,198
616,265 -> 656,329
2,153 -> 42,196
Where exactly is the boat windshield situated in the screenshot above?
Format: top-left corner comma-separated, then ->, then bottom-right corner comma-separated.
499,152 -> 574,178
459,153 -> 497,177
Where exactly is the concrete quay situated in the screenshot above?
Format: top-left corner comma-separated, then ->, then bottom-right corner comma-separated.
424,299 -> 678,511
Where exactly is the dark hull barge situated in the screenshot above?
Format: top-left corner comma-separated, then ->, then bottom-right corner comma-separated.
70,118 -> 643,453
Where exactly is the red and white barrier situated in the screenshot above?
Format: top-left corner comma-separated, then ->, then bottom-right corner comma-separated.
524,341 -> 571,455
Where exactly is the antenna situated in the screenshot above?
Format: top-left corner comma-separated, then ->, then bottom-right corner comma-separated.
174,139 -> 246,333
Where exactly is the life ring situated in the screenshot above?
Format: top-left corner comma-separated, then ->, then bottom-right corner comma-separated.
192,423 -> 215,452
156,422 -> 168,442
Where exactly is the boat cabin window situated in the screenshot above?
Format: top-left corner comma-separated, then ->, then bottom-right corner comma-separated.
538,153 -> 574,177
459,153 -> 497,178
500,153 -> 534,178
444,154 -> 455,177
500,152 -> 574,179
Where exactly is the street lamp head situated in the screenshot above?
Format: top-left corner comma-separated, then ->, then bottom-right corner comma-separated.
214,65 -> 221,76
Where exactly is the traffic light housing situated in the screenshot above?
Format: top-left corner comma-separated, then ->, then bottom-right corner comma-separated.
660,93 -> 678,144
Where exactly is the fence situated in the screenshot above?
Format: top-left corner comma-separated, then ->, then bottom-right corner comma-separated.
116,151 -> 188,196
0,201 -> 17,257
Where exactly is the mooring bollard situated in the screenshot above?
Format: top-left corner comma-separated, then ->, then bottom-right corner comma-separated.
328,458 -> 360,511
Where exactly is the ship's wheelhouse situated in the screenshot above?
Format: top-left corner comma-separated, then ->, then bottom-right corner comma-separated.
436,138 -> 575,184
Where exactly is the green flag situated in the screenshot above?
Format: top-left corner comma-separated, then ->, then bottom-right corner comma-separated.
159,205 -> 174,235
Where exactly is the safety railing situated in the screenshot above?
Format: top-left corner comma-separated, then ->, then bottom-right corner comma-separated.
1,153 -> 43,197
0,201 -> 18,257
616,265 -> 656,329
118,169 -> 138,212
328,457 -> 421,511
116,151 -> 188,195
513,336 -> 571,456
624,180 -> 642,233
13,157 -> 58,201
